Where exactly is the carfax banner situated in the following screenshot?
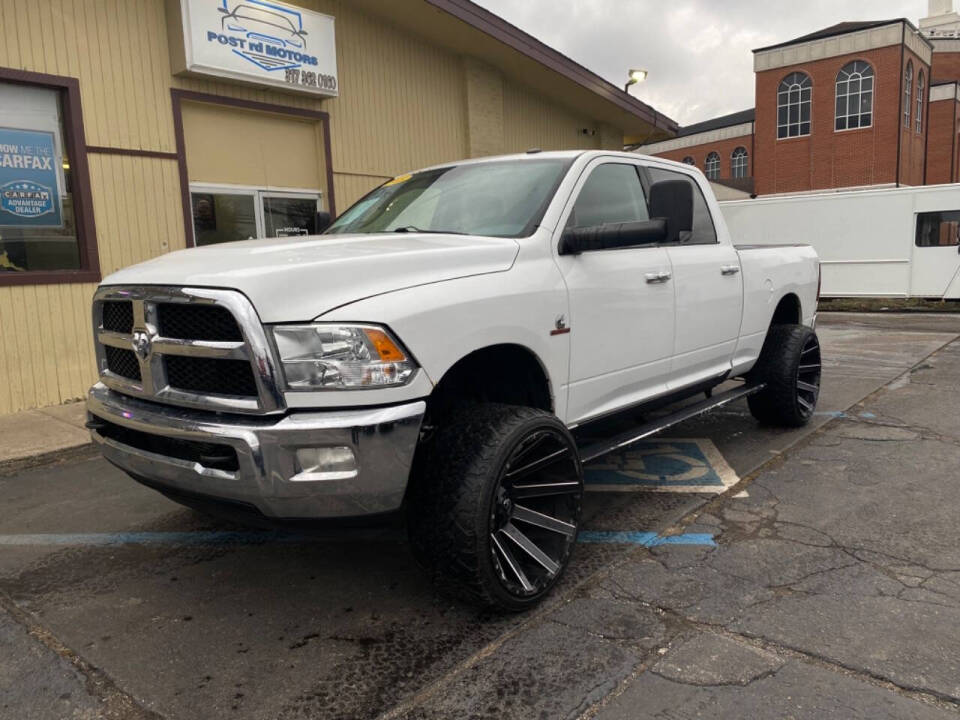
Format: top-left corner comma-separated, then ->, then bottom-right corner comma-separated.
0,127 -> 63,228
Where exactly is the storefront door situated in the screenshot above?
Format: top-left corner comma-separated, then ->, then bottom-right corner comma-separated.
180,99 -> 329,246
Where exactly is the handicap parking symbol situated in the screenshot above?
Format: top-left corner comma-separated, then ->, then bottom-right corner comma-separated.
584,438 -> 739,494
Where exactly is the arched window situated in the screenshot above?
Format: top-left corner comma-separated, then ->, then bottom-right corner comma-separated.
916,71 -> 925,132
682,156 -> 695,166
778,72 -> 812,139
731,147 -> 749,178
705,152 -> 720,180
904,61 -> 913,128
835,61 -> 874,131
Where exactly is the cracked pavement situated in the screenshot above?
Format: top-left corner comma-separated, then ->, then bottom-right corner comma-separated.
4,312 -> 960,719
588,332 -> 960,718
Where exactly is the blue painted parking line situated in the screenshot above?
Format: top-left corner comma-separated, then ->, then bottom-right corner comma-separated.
585,438 -> 739,494
577,531 -> 717,547
0,530 -> 717,548
0,531 -> 301,546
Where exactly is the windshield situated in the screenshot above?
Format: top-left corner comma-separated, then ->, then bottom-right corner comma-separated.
326,158 -> 572,238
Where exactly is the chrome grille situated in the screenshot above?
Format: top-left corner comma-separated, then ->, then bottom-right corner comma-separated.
165,356 -> 259,396
92,286 -> 284,414
102,300 -> 134,334
105,345 -> 141,382
157,303 -> 242,342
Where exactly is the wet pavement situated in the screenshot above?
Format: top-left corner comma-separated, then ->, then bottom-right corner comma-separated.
3,312 -> 960,719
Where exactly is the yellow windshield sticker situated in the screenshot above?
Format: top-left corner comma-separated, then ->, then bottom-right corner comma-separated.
383,173 -> 411,187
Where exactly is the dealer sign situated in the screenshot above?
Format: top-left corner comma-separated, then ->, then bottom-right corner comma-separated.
0,128 -> 62,228
174,0 -> 337,96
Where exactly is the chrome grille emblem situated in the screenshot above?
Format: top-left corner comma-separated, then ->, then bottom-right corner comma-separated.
132,329 -> 152,361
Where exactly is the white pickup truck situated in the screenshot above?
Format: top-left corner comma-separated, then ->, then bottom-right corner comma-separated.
86,150 -> 820,610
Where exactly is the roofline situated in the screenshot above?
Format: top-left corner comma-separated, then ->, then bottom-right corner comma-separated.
424,0 -> 679,134
753,18 -> 933,53
636,120 -> 754,155
677,109 -> 755,137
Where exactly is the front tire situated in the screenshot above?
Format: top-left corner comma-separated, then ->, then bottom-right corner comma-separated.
407,404 -> 583,612
747,324 -> 822,427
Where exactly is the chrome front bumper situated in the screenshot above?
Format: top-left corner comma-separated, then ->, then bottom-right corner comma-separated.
86,383 -> 425,519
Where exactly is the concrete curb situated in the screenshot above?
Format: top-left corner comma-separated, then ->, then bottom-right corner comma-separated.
0,402 -> 92,475
0,444 -> 99,478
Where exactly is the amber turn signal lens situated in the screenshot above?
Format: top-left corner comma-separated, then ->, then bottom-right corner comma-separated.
364,328 -> 407,362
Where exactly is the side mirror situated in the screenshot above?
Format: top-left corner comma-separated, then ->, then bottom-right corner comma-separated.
649,179 -> 694,243
316,210 -> 332,233
559,218 -> 667,255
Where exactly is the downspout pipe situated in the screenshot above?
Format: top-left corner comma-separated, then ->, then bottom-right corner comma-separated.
895,23 -> 905,188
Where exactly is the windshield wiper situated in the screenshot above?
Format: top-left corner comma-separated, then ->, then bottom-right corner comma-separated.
391,226 -> 472,235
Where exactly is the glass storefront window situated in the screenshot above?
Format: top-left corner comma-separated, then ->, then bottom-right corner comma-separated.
263,195 -> 318,237
0,82 -> 78,273
190,186 -> 320,244
191,192 -> 258,246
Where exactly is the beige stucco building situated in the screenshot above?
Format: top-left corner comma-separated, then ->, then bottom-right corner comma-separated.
0,0 -> 675,415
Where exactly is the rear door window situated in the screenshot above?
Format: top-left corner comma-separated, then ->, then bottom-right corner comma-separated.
643,166 -> 718,244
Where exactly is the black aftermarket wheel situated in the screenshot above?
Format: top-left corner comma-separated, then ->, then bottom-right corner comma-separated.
407,404 -> 583,612
747,324 -> 822,427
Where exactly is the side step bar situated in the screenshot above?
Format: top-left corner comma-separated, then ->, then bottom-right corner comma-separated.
578,383 -> 766,463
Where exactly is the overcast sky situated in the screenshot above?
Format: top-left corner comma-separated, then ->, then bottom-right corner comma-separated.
474,0 -> 929,126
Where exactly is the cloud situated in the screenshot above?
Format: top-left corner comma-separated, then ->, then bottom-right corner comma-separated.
474,0 -> 927,125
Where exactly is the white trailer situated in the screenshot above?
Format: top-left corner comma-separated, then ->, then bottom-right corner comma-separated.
721,184 -> 960,299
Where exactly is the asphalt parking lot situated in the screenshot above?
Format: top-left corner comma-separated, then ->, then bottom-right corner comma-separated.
4,312 -> 960,720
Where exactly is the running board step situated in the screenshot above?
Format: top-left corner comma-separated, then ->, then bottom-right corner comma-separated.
578,383 -> 766,463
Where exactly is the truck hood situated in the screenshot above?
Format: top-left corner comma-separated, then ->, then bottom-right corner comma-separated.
101,233 -> 520,321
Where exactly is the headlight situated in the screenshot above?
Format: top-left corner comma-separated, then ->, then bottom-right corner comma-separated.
271,324 -> 417,390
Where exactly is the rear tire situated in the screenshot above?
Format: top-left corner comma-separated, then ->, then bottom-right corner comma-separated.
747,324 -> 822,427
407,403 -> 583,612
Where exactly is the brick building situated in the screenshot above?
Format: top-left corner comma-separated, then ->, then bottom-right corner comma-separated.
926,1 -> 960,184
638,109 -> 756,195
639,3 -> 960,195
927,82 -> 960,183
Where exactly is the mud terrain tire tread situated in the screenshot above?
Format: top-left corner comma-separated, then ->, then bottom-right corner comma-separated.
406,403 -> 581,612
747,323 -> 819,427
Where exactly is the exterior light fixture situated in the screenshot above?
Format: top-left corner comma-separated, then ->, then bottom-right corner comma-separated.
625,69 -> 648,92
